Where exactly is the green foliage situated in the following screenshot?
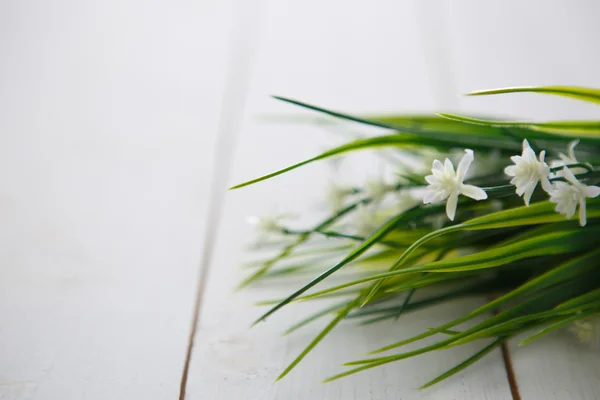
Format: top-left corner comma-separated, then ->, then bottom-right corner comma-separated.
235,86 -> 600,387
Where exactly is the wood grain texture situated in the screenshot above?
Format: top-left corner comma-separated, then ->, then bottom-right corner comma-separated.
184,1 -> 513,398
0,1 -> 231,398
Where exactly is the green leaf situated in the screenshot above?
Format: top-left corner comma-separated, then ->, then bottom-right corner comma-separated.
362,201 -> 599,305
230,132 -> 520,190
284,301 -> 349,335
277,300 -> 358,381
397,228 -> 600,274
519,311 -> 595,346
366,114 -> 510,138
368,251 -> 600,353
439,113 -> 600,139
252,211 -> 413,325
468,86 -> 600,105
419,338 -> 504,389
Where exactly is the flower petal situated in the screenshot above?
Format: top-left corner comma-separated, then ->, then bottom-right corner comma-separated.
586,185 -> 600,198
461,184 -> 488,201
538,150 -> 546,163
424,175 -> 437,184
565,200 -> 577,219
522,139 -> 537,161
444,158 -> 455,175
504,165 -> 517,176
568,139 -> 580,162
561,167 -> 578,185
432,191 -> 448,203
432,169 -> 445,179
456,149 -> 474,182
540,176 -> 553,194
423,190 -> 436,204
446,191 -> 458,221
432,159 -> 444,172
523,181 -> 538,206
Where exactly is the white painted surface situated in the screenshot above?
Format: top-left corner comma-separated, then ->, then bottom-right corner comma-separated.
509,334 -> 600,400
184,1 -> 512,398
0,1 -> 231,398
3,0 -> 600,399
446,3 -> 600,399
184,114 -> 513,400
444,0 -> 600,120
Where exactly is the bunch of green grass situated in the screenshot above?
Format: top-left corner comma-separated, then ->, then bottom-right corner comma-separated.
232,86 -> 600,388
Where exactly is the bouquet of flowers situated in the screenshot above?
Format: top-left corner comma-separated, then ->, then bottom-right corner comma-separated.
232,86 -> 600,388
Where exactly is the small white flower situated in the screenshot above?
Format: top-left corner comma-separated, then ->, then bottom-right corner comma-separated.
423,149 -> 488,221
246,213 -> 292,233
365,177 -> 394,202
424,213 -> 447,230
354,203 -> 381,235
394,191 -> 419,214
326,183 -> 354,212
504,139 -> 552,206
550,140 -> 588,176
570,316 -> 600,348
549,167 -> 600,226
407,148 -> 447,175
559,139 -> 580,165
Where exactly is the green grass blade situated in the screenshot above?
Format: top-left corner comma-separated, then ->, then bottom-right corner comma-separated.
252,212 -> 409,325
277,300 -> 358,381
284,301 -> 349,335
439,113 -> 600,139
273,96 -> 399,130
468,86 -> 600,105
419,338 -> 504,389
519,311 -> 595,346
397,228 -> 600,275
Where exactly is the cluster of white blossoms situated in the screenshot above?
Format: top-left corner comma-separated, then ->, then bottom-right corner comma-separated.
423,139 -> 600,226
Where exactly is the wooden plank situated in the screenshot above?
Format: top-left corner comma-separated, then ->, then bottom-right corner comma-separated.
184,1 -> 513,398
0,1 -> 232,398
445,2 -> 600,399
507,334 -> 600,400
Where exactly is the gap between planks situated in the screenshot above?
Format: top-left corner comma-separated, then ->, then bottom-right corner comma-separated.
178,1 -> 264,399
178,2 -> 518,399
490,295 -> 522,400
500,341 -> 521,400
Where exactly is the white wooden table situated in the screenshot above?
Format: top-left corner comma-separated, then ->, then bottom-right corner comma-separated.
1,1 -> 600,399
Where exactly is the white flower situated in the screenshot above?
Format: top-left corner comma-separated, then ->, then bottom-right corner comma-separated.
407,148 -> 447,175
423,149 -> 488,221
424,213 -> 447,230
550,140 -> 588,176
365,177 -> 394,202
354,203 -> 380,235
326,183 -> 354,211
559,139 -> 579,165
246,213 -> 292,233
549,167 -> 600,226
504,139 -> 552,206
570,316 -> 600,348
394,191 -> 419,214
